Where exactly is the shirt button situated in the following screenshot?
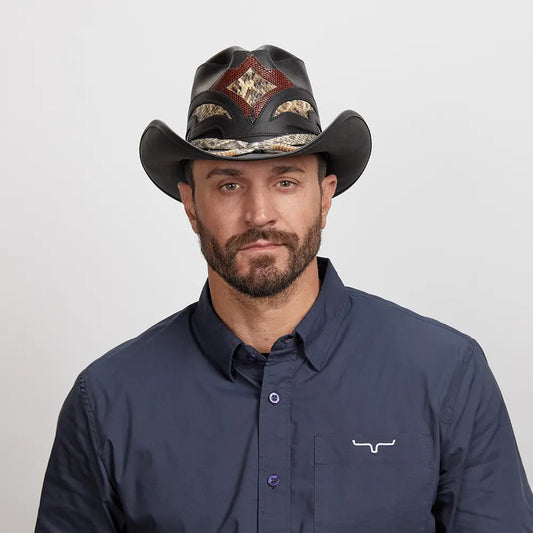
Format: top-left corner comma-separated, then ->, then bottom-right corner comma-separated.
268,392 -> 280,404
267,474 -> 280,487
246,353 -> 257,361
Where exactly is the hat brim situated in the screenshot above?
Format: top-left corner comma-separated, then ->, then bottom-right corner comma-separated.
139,110 -> 371,202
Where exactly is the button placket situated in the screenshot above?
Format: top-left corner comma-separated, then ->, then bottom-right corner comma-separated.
257,346 -> 297,533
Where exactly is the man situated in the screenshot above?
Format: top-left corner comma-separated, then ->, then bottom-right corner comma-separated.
36,45 -> 533,532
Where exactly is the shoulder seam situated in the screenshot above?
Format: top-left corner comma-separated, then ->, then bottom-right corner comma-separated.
76,372 -> 119,511
440,340 -> 476,426
78,372 -> 105,461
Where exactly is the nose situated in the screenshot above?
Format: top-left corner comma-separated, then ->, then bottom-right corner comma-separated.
242,186 -> 276,227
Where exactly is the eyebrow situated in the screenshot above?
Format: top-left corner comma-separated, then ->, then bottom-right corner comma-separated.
270,165 -> 305,176
205,168 -> 243,179
204,164 -> 306,180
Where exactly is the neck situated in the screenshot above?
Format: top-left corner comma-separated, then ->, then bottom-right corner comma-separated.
207,259 -> 320,353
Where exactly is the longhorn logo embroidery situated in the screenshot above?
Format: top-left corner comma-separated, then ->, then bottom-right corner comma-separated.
352,439 -> 396,454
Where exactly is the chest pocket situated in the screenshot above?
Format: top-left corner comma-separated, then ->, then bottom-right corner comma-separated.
314,432 -> 433,533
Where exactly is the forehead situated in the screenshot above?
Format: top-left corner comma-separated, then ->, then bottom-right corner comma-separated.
192,154 -> 319,179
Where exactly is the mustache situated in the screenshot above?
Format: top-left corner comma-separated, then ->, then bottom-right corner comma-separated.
225,228 -> 299,255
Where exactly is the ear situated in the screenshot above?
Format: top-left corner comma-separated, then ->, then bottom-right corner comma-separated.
178,182 -> 199,234
320,174 -> 337,228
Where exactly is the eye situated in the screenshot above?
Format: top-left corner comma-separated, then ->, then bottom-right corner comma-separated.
220,182 -> 240,191
278,179 -> 296,188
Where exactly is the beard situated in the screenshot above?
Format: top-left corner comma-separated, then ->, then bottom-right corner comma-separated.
196,213 -> 322,298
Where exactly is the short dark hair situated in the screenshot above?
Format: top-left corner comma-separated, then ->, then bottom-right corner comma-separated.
317,152 -> 328,181
182,159 -> 194,188
181,152 -> 328,192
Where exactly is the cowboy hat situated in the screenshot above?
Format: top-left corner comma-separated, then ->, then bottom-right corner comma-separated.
139,45 -> 371,202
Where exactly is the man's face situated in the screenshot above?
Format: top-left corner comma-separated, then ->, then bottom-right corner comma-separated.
178,154 -> 337,298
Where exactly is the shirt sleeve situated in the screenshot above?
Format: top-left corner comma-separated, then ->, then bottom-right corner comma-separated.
433,339 -> 533,532
35,373 -> 125,532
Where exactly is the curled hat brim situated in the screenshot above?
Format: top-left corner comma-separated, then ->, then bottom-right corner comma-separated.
139,109 -> 371,202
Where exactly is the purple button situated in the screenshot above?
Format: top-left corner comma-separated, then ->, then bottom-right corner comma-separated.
268,392 -> 280,404
267,474 -> 280,487
247,353 -> 257,361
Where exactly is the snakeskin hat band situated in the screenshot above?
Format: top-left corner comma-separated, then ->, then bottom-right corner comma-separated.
139,45 -> 372,202
190,133 -> 318,157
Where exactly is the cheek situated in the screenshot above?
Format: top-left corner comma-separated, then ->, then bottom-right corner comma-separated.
197,190 -> 250,227
283,196 -> 322,228
196,205 -> 238,243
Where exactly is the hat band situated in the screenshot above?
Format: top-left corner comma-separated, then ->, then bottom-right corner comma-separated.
190,133 -> 318,157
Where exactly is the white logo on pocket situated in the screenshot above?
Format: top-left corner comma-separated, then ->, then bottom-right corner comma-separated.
351,439 -> 396,454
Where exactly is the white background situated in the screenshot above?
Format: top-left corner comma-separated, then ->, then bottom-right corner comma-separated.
1,1 -> 532,530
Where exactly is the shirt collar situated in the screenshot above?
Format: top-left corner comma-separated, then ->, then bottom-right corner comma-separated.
191,257 -> 351,380
294,257 -> 351,371
191,283 -> 242,381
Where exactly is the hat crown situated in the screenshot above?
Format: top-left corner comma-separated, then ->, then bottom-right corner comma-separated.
186,45 -> 321,144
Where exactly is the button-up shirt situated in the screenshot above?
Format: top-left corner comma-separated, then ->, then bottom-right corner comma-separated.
35,258 -> 533,532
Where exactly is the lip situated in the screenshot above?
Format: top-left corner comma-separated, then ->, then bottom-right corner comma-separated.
239,241 -> 284,251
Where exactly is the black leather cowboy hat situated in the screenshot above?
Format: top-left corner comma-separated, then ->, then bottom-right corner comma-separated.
139,45 -> 371,202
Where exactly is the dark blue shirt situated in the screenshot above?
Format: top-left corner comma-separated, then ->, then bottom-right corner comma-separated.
35,258 -> 533,532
